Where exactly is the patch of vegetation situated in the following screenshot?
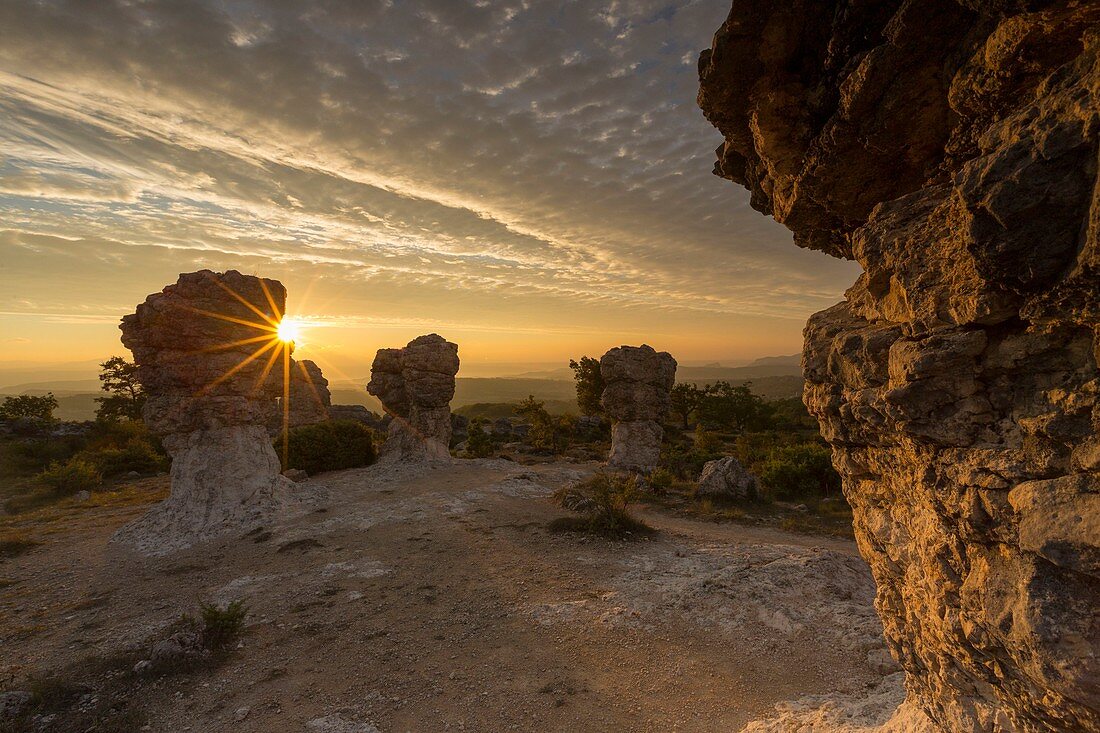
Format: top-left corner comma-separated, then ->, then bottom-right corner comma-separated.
36,458 -> 103,495
464,417 -> 494,458
550,472 -> 653,538
515,396 -> 574,453
94,356 -> 146,422
568,355 -> 604,417
0,531 -> 40,558
197,600 -> 247,651
278,419 -> 376,474
0,393 -> 59,421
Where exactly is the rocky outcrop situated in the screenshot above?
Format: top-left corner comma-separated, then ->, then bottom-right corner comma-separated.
366,334 -> 459,462
699,4 -> 1098,731
600,345 -> 677,471
696,457 -> 758,500
115,270 -> 311,554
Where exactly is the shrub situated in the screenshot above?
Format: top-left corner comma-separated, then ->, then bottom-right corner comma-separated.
0,393 -> 59,421
279,419 -> 376,474
646,467 -> 674,493
464,418 -> 494,458
6,436 -> 86,473
515,396 -> 573,453
551,472 -> 651,537
37,458 -> 102,495
76,438 -> 167,477
757,443 -> 840,500
693,426 -> 723,455
568,356 -> 605,417
199,600 -> 247,650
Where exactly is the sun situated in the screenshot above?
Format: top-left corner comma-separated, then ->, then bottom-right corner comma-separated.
276,317 -> 301,343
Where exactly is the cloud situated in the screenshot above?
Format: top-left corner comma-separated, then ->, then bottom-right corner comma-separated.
0,0 -> 859,361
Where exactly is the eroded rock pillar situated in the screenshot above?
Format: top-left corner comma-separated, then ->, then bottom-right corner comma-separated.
115,269 -> 315,554
366,334 -> 459,462
600,344 -> 677,471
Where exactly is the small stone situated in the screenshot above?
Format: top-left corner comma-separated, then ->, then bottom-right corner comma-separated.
233,706 -> 250,722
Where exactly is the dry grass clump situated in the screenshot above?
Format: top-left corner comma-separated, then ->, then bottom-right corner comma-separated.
550,472 -> 653,539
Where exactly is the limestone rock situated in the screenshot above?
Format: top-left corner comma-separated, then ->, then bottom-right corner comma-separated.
696,457 -> 758,500
282,359 -> 331,430
114,270 -> 315,555
366,334 -> 459,462
600,345 -> 676,470
699,4 -> 1099,731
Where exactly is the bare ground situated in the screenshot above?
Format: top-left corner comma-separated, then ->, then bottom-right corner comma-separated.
0,459 -> 916,732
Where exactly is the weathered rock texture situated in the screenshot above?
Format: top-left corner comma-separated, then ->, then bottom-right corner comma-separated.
116,270 -> 311,554
696,456 -> 758,500
600,345 -> 677,470
700,3 -> 1099,731
367,334 -> 459,462
281,359 -> 331,430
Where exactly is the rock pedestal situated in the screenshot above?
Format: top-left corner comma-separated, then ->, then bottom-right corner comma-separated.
600,345 -> 676,471
366,334 -> 459,462
115,269 -> 312,554
699,4 -> 1099,731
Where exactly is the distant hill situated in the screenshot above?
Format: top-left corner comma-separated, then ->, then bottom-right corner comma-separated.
749,354 -> 800,367
0,379 -> 103,394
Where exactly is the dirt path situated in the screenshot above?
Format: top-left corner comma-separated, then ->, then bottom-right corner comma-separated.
1,459 -> 905,732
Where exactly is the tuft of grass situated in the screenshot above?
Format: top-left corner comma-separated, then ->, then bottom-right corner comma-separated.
0,531 -> 40,558
551,472 -> 653,539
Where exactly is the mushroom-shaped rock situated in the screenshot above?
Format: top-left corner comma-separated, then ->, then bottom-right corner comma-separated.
367,334 -> 459,462
114,270 -> 318,555
600,345 -> 676,471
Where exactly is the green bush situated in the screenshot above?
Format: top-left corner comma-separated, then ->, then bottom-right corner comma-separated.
464,418 -> 494,458
76,438 -> 167,477
0,393 -> 59,421
646,467 -> 674,493
6,436 -> 86,473
199,600 -> 247,650
278,420 -> 376,474
37,458 -> 103,495
757,443 -> 840,500
551,472 -> 651,537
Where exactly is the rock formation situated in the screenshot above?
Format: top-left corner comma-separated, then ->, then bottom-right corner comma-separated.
279,359 -> 331,431
600,345 -> 677,471
699,3 -> 1098,731
366,334 -> 459,462
115,269 -> 312,554
696,456 -> 758,500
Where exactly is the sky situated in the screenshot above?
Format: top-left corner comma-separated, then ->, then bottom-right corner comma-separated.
0,0 -> 859,379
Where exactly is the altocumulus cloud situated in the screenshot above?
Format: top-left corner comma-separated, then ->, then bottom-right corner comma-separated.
0,0 -> 858,350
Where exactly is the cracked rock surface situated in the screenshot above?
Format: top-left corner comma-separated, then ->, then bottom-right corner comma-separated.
699,3 -> 1099,731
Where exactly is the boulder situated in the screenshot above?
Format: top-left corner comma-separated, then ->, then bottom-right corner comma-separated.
696,457 -> 758,500
600,345 -> 676,470
698,4 -> 1100,730
366,334 -> 458,462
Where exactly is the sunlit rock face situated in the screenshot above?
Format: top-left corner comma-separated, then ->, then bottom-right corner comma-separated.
600,345 -> 677,471
700,3 -> 1098,731
281,359 -> 331,431
115,270 -> 312,554
367,334 -> 459,462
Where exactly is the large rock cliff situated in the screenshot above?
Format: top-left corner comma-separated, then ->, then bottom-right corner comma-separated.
699,2 -> 1098,731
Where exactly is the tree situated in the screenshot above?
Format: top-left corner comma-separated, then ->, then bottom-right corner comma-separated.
96,356 -> 145,422
569,356 -> 605,417
0,393 -> 59,421
669,383 -> 701,429
515,395 -> 572,453
465,418 -> 494,458
697,381 -> 773,433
